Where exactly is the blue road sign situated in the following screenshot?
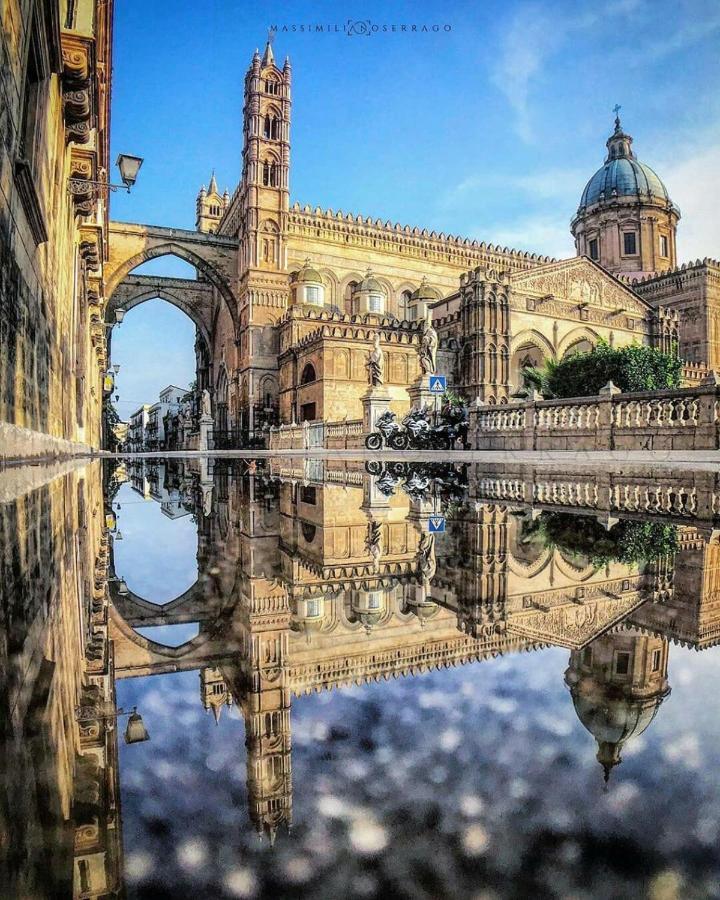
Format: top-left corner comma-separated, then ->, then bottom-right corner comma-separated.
429,375 -> 447,394
428,516 -> 446,533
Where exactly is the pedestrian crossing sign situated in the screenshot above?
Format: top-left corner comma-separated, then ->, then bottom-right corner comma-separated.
429,375 -> 447,394
428,516 -> 446,533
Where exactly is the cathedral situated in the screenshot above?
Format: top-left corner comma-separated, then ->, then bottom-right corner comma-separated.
183,39 -> 718,438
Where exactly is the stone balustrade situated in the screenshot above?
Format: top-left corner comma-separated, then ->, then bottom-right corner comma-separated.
268,419 -> 363,450
469,464 -> 720,524
471,378 -> 720,451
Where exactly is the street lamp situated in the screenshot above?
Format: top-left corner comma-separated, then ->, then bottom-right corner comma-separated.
103,308 -> 126,329
116,154 -> 144,190
118,579 -> 129,596
68,153 -> 144,195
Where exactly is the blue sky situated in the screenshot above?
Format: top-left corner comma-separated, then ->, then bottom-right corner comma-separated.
109,0 -> 720,412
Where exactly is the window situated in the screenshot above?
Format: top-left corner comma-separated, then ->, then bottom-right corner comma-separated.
262,160 -> 278,187
306,598 -> 321,617
614,651 -> 631,675
301,521 -> 317,542
306,286 -> 320,304
300,363 -> 316,385
19,17 -> 45,170
581,646 -> 592,667
407,304 -> 417,321
300,485 -> 317,505
588,238 -> 599,260
263,115 -> 280,140
368,293 -> 383,313
623,232 -> 637,255
651,648 -> 662,672
660,234 -> 669,257
367,591 -> 382,609
300,401 -> 316,421
265,79 -> 279,95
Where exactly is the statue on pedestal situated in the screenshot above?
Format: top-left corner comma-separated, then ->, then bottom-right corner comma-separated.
418,318 -> 438,376
201,389 -> 212,419
366,334 -> 385,387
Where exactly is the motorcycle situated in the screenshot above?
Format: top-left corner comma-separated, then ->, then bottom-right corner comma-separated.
402,407 -> 453,450
365,410 -> 410,450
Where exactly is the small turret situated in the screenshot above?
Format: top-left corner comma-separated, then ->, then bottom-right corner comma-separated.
195,171 -> 226,234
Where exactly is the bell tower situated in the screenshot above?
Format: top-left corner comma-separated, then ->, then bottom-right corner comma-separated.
240,38 -> 291,273
234,37 -> 293,438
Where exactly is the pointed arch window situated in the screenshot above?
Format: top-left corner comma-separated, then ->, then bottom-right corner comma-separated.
263,114 -> 280,140
265,79 -> 279,95
262,160 -> 279,187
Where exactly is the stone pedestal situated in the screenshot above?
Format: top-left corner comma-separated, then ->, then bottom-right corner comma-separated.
199,414 -> 213,451
361,386 -> 392,436
408,375 -> 437,413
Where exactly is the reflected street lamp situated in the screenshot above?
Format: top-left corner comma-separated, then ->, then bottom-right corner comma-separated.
124,711 -> 150,744
74,704 -> 150,745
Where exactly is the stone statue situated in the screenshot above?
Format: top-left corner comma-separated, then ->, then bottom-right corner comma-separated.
418,532 -> 436,585
366,521 -> 383,572
366,334 -> 384,386
201,389 -> 212,418
418,318 -> 438,376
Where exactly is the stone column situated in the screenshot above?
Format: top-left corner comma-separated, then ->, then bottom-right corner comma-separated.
407,375 -> 436,412
199,414 -> 214,451
362,386 -> 392,437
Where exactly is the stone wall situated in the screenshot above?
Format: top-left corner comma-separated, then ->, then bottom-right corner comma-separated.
0,1 -> 112,462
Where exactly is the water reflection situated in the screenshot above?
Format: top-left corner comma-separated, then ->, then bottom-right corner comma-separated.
2,457 -> 720,896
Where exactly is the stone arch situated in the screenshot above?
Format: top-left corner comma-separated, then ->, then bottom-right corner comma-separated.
339,272 -> 364,315
107,283 -> 213,350
510,329 -> 557,391
106,240 -> 239,337
558,326 -> 601,359
317,268 -> 340,307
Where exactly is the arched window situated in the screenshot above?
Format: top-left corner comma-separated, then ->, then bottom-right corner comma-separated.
344,280 -> 359,315
265,79 -> 279,95
300,363 -> 316,385
398,290 -> 413,320
263,115 -> 280,140
262,160 -> 279,187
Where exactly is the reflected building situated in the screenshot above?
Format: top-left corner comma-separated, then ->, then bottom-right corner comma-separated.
566,630 -> 671,781
3,459 -> 720,894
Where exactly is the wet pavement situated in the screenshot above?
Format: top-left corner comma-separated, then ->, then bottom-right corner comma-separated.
2,454 -> 720,898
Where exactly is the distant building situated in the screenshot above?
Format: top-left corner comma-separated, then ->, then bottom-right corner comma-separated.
128,406 -> 150,452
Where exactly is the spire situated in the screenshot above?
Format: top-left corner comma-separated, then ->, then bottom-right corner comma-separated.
262,31 -> 275,67
208,170 -> 218,194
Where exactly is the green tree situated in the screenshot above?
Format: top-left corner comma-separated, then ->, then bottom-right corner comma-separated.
523,511 -> 678,567
523,339 -> 682,399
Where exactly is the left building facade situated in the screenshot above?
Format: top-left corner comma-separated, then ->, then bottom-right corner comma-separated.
0,0 -> 113,461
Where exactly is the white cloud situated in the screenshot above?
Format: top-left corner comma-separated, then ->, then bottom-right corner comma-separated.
475,213 -> 575,259
661,143 -> 720,262
489,0 -> 697,143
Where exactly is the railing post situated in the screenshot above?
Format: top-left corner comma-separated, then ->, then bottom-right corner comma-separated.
524,391 -> 541,450
598,381 -> 621,450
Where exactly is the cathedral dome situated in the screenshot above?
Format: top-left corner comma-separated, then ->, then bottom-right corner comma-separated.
577,116 -> 676,212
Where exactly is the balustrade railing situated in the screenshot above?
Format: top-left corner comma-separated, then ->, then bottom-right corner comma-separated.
470,378 -> 720,451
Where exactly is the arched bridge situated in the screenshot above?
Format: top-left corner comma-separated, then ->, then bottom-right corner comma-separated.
106,221 -> 240,337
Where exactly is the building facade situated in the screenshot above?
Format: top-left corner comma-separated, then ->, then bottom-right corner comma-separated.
1,0 -> 113,460
123,40 -> 707,442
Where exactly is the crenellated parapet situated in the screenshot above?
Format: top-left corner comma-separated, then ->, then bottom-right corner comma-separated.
287,202 -> 553,272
